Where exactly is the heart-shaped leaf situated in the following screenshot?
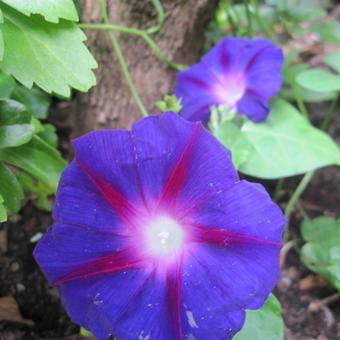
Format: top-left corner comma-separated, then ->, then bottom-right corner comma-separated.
214,98 -> 340,179
296,68 -> 340,93
234,294 -> 284,340
301,217 -> 340,291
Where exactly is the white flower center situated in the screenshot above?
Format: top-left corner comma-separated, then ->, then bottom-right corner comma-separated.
145,216 -> 184,257
214,74 -> 246,106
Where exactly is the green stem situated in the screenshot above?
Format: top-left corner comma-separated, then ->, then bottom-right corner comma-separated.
98,0 -> 148,117
284,170 -> 314,243
296,200 -> 309,220
283,91 -> 336,238
226,10 -> 237,35
321,93 -> 338,131
292,80 -> 309,120
79,23 -> 186,71
147,0 -> 165,34
245,0 -> 253,37
284,170 -> 314,223
250,0 -> 278,43
273,178 -> 284,201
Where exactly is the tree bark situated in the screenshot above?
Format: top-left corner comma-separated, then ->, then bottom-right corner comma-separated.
74,0 -> 218,135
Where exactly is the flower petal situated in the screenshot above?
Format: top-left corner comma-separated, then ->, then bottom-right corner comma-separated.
178,96 -> 218,125
33,223 -> 124,283
72,130 -> 144,206
53,161 -> 127,232
175,37 -> 283,123
202,37 -> 274,74
58,268 -> 183,340
236,91 -> 269,122
131,112 -> 238,212
182,241 -> 280,339
59,269 -> 154,340
190,180 -> 285,241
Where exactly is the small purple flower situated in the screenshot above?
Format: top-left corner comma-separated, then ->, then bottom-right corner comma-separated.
175,37 -> 284,124
34,112 -> 285,340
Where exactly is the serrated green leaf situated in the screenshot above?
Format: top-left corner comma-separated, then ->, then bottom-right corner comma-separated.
0,4 -> 97,97
301,217 -> 340,291
0,135 -> 66,191
0,161 -> 23,213
0,193 -> 7,222
0,71 -> 15,97
1,0 -> 78,23
296,68 -> 340,93
214,98 -> 340,179
324,51 -> 340,74
12,85 -> 50,119
234,294 -> 284,340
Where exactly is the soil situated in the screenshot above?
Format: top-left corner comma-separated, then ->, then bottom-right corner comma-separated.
0,108 -> 339,340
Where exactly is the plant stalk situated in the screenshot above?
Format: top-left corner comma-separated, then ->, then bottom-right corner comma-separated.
79,23 -> 186,71
98,0 -> 148,117
147,0 -> 165,34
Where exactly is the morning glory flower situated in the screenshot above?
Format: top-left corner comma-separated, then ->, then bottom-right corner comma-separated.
175,37 -> 284,124
34,112 -> 285,340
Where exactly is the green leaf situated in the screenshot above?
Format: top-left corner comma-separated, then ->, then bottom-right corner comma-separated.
0,98 -> 31,124
0,135 -> 66,191
0,8 -> 3,60
38,123 -> 57,147
80,327 -> 93,337
17,172 -> 52,211
301,217 -> 340,291
31,117 -> 44,134
311,21 -> 340,44
0,4 -> 97,97
11,85 -> 50,119
0,161 -> 23,213
0,71 -> 15,97
266,0 -> 326,21
283,62 -> 337,103
324,51 -> 340,74
0,193 -> 7,222
214,98 -> 340,179
1,0 -> 79,23
296,68 -> 340,93
234,294 -> 284,340
0,123 -> 34,148
0,98 -> 34,148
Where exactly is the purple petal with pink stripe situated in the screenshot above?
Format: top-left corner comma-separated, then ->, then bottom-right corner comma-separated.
34,112 -> 285,340
175,37 -> 284,123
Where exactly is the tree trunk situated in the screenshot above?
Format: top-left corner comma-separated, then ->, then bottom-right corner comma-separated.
74,0 -> 218,135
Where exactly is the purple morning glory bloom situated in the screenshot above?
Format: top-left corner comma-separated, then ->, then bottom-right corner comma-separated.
175,37 -> 284,124
34,112 -> 285,340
